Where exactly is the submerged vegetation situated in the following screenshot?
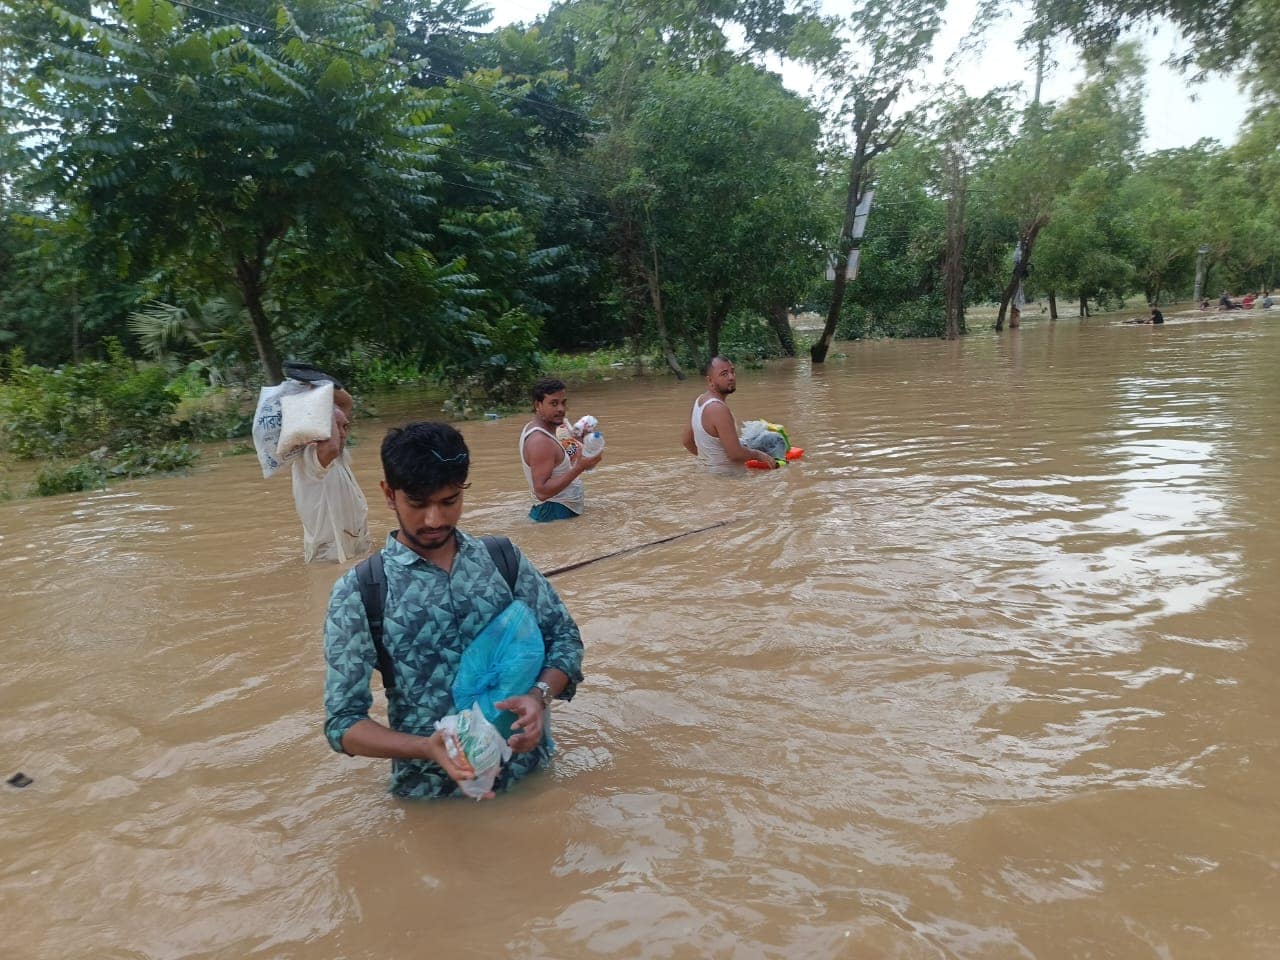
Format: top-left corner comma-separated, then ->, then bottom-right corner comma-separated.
2,0 -> 1277,494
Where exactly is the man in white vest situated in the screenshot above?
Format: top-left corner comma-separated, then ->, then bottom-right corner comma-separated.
519,377 -> 602,522
681,356 -> 777,476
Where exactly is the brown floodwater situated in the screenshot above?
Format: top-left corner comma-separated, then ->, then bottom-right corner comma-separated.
2,309 -> 1278,959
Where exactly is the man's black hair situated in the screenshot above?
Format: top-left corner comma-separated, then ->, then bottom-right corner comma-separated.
381,421 -> 470,497
532,376 -> 566,404
701,355 -> 732,377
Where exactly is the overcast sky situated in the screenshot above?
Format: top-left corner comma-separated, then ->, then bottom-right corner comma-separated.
479,0 -> 1250,153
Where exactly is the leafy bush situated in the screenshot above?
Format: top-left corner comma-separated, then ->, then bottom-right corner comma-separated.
540,345 -> 655,383
347,354 -> 427,392
716,311 -> 791,365
880,298 -> 947,338
438,309 -> 542,417
836,303 -> 871,340
0,339 -> 183,459
0,341 -> 204,497
837,297 -> 946,339
28,442 -> 198,497
172,375 -> 253,442
32,460 -> 107,497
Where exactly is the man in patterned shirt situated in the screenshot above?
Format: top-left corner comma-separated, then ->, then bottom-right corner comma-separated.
323,421 -> 584,799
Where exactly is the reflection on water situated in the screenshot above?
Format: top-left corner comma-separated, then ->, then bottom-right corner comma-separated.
3,312 -> 1279,958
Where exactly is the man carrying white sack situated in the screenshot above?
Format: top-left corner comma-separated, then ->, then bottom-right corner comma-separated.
285,364 -> 370,563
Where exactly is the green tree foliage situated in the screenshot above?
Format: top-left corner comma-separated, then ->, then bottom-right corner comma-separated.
835,138 -> 946,338
613,66 -> 827,365
3,0 -> 545,396
2,0 -> 1277,445
975,43 -> 1145,327
534,0 -> 836,374
808,0 -> 945,362
0,209 -> 138,364
983,0 -> 1272,99
0,340 -> 199,494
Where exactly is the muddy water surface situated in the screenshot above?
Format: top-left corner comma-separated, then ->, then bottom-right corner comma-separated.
2,310 -> 1278,958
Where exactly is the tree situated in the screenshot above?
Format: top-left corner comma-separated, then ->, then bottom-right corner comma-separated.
809,0 -> 944,363
983,0 -> 1266,88
930,89 -> 1009,339
5,0 -> 515,382
1034,167 -> 1136,316
537,0 -> 836,372
1116,160 -> 1199,303
613,67 -> 826,365
980,43 -> 1144,330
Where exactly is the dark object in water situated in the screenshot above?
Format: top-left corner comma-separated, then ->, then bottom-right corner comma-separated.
7,772 -> 33,788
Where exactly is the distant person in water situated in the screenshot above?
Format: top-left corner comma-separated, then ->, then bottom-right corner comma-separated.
1147,305 -> 1164,324
519,377 -> 602,522
286,365 -> 370,563
681,356 -> 778,476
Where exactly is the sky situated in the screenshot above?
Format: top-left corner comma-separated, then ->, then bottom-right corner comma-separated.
479,0 -> 1251,153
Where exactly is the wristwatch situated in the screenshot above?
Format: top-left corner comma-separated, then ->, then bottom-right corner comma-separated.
533,680 -> 553,707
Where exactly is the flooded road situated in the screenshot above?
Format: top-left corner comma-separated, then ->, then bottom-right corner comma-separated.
2,310 -> 1278,958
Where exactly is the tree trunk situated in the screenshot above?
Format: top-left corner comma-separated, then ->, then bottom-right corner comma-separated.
765,303 -> 796,356
813,143 -> 868,364
706,292 -> 732,358
235,256 -> 283,383
995,272 -> 1017,332
1078,291 -> 1089,317
1048,289 -> 1058,319
645,243 -> 684,380
70,280 -> 82,362
943,152 -> 967,340
996,216 -> 1048,331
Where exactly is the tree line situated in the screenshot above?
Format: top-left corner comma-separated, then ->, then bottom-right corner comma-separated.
2,0 -> 1277,402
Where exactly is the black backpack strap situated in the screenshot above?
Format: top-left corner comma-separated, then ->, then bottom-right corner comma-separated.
356,538 -> 515,694
481,535 -> 519,594
354,550 -> 396,692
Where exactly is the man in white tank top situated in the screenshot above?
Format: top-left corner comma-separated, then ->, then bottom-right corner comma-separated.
680,356 -> 778,475
520,377 -> 603,521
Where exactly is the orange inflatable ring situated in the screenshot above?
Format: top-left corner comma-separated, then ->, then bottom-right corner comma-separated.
746,447 -> 804,470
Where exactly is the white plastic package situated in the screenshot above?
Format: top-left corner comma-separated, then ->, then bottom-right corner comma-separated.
276,381 -> 334,461
435,701 -> 513,800
252,378 -> 311,478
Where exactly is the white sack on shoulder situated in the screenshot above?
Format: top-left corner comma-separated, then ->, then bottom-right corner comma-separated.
252,378 -> 311,478
276,381 -> 334,461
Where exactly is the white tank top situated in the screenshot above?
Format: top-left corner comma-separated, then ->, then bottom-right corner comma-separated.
691,395 -> 744,476
520,423 -> 584,514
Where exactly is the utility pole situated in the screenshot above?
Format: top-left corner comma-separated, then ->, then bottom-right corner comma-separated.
1193,244 -> 1209,303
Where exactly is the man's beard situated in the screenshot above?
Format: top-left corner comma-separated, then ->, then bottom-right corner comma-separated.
396,515 -> 455,552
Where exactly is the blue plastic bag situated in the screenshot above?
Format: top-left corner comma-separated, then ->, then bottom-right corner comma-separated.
452,600 -> 546,741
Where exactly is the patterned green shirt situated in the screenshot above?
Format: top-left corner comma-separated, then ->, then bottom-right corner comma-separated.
324,531 -> 584,798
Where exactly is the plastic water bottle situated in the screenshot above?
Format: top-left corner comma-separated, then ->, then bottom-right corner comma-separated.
580,430 -> 605,458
